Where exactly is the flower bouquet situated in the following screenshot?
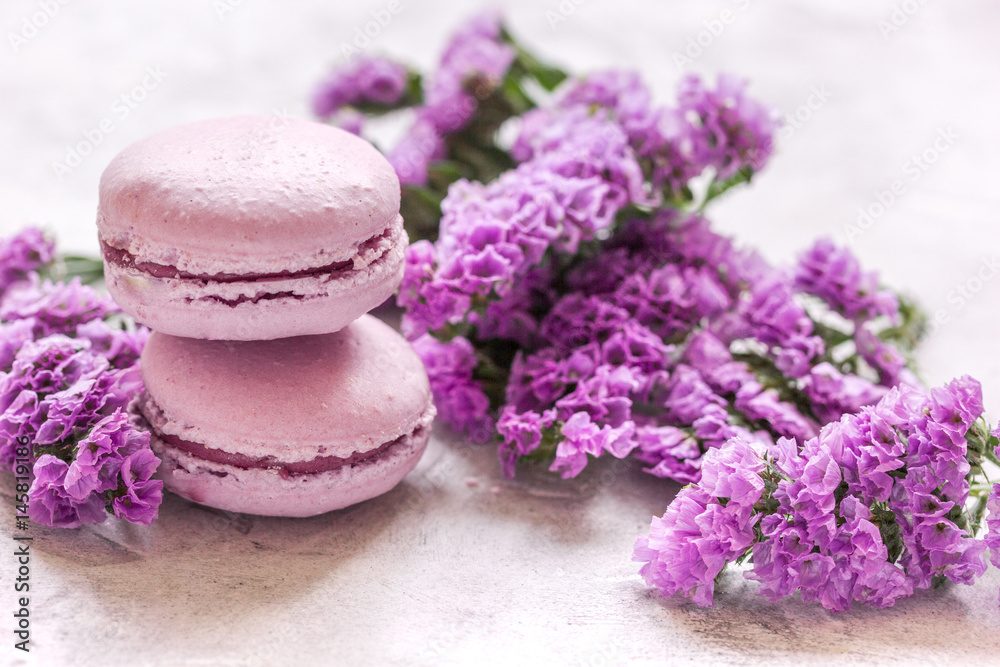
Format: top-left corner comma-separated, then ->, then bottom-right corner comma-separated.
309,11 -> 1000,609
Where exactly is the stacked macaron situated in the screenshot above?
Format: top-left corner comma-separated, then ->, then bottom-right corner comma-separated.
97,116 -> 434,517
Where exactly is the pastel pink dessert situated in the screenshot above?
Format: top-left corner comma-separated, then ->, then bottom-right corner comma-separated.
135,315 -> 434,517
98,115 -> 406,341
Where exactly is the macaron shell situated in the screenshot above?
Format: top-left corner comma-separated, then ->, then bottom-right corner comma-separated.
105,216 -> 405,340
97,115 -> 400,276
150,409 -> 432,517
139,315 -> 431,461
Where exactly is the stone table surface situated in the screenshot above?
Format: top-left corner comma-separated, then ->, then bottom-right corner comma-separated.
1,1 -> 1000,665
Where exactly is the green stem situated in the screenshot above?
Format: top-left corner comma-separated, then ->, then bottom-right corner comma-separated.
40,254 -> 105,285
699,166 -> 754,211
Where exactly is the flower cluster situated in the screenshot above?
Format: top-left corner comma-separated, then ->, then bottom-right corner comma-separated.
30,411 -> 160,527
0,227 -> 159,528
313,10 -> 572,249
398,139 -> 644,341
986,466 -> 1000,601
417,9 -> 514,135
517,71 -> 779,200
315,12 -> 1000,609
370,16 -> 928,495
312,56 -> 412,123
634,377 -> 992,611
386,13 -> 517,187
411,334 -> 495,442
0,227 -> 54,299
497,213 -> 912,481
314,12 -> 520,188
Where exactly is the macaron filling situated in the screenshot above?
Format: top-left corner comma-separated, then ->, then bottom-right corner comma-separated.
135,392 -> 428,480
100,225 -> 395,284
153,429 -> 417,478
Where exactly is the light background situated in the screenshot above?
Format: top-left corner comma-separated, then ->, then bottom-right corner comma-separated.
1,1 -> 999,665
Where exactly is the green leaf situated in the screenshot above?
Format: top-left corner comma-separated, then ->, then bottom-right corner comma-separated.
42,254 -> 105,285
509,41 -> 569,92
700,165 -> 754,210
531,65 -> 569,92
400,186 -> 444,244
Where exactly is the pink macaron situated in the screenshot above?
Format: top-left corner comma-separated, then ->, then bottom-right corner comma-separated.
134,314 -> 434,517
98,115 -> 406,341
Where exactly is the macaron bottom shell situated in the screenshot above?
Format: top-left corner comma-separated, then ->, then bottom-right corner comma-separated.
149,409 -> 433,517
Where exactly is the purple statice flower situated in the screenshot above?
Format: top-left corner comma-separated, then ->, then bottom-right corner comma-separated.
60,410 -> 162,525
855,324 -> 909,387
631,424 -> 703,484
511,106 -> 654,207
544,73 -> 781,198
555,70 -> 654,136
0,227 -> 54,298
387,113 -> 447,187
802,362 -> 887,424
0,319 -> 35,371
422,11 -> 515,133
553,362 -> 639,428
676,73 -> 780,180
471,264 -> 554,347
75,319 -> 148,370
634,438 -> 765,606
681,330 -> 817,442
506,344 -> 598,413
615,263 -> 731,340
987,430 -> 1000,591
795,238 -> 899,323
551,411 -> 635,478
312,56 -> 409,119
25,407 -> 161,528
399,163 -> 627,338
735,386 -> 818,442
730,273 -> 824,378
111,448 -> 162,525
0,336 -> 105,468
34,364 -> 143,446
27,455 -> 107,528
641,106 -> 708,196
986,484 -> 1000,601
411,334 -> 494,442
536,295 -> 632,352
542,70 -> 708,198
889,378 -> 986,588
658,365 -> 725,426
636,377 -> 989,611
63,409 -> 148,501
1,277 -> 118,339
496,406 -> 557,477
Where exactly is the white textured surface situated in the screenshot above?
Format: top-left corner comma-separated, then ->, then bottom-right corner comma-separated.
2,1 -> 1000,665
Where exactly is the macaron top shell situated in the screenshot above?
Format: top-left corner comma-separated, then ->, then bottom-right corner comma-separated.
98,115 -> 401,275
139,315 -> 431,462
